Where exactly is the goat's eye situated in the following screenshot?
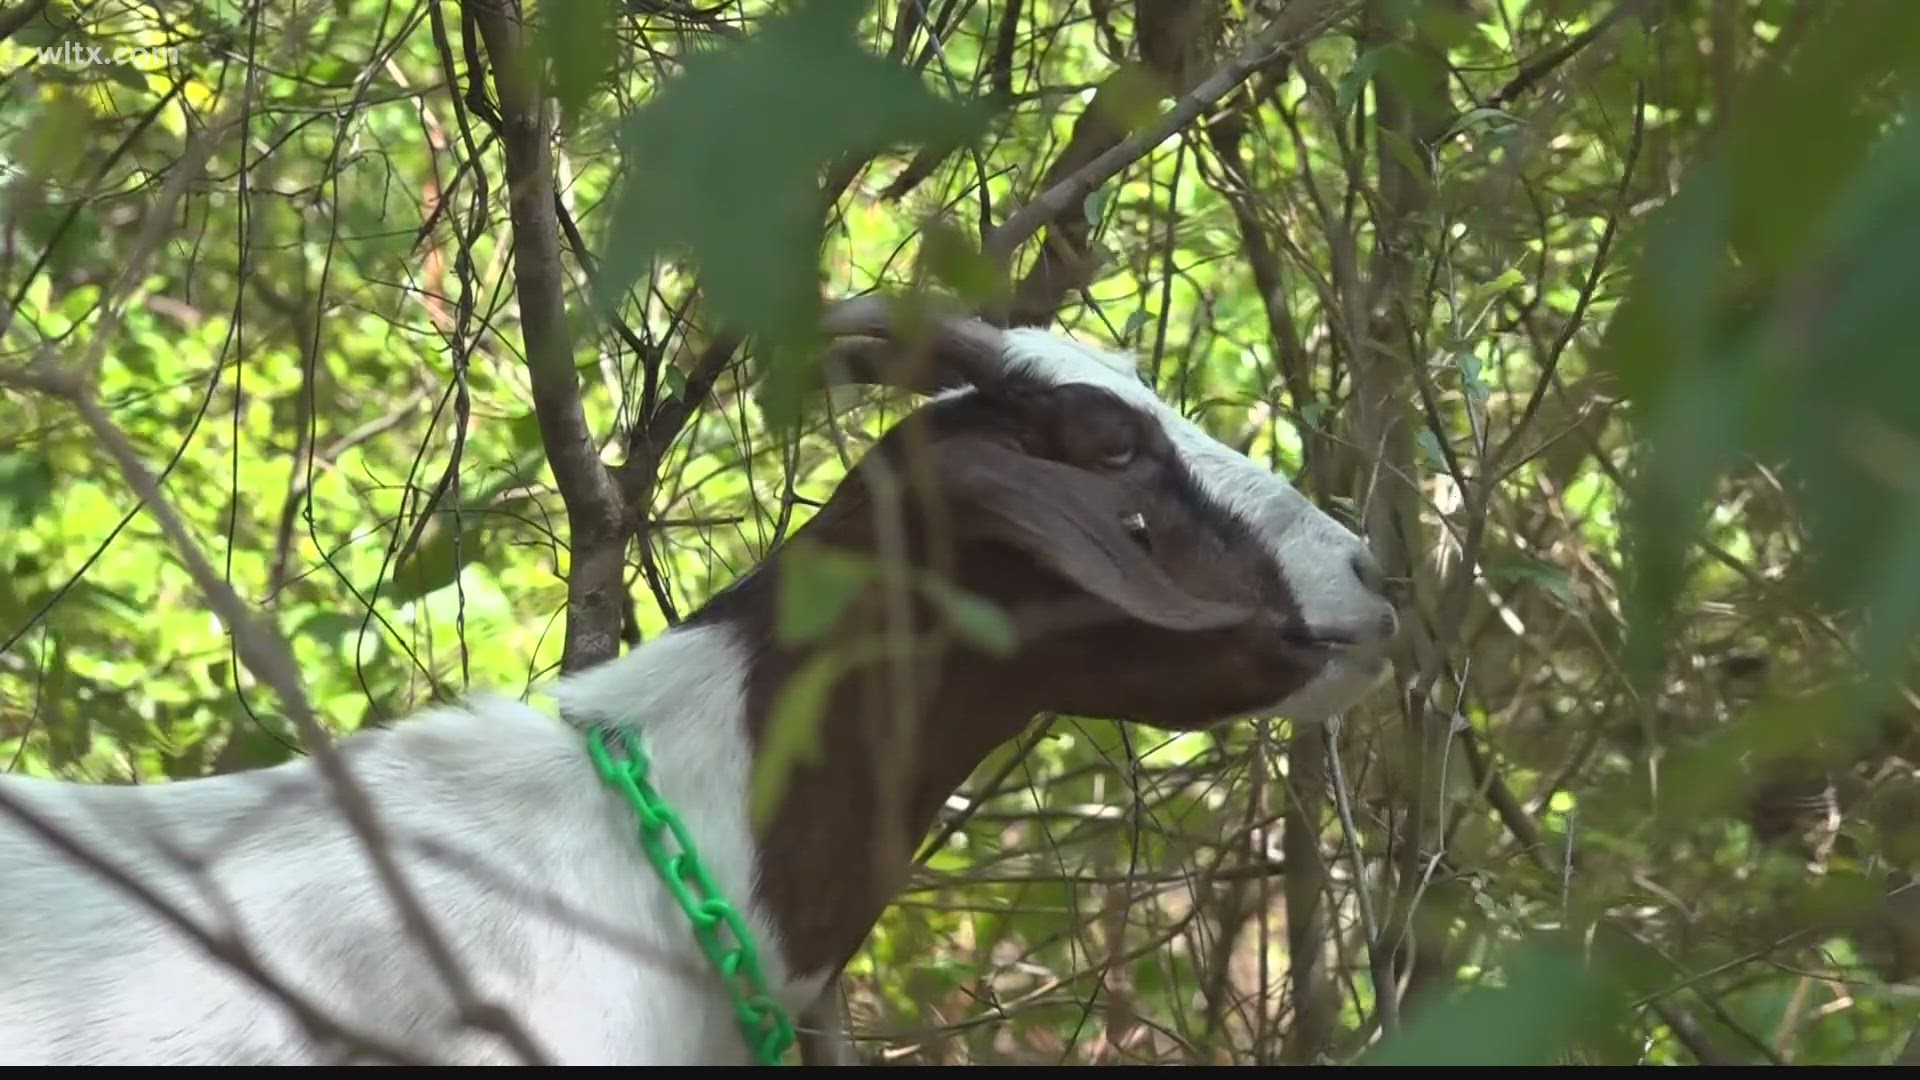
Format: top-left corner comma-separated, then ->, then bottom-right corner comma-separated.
1098,444 -> 1136,469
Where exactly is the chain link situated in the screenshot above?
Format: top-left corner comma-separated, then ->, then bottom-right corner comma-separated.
587,725 -> 797,1065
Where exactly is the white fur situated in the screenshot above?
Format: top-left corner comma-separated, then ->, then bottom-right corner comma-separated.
0,624 -> 823,1065
971,329 -> 1396,716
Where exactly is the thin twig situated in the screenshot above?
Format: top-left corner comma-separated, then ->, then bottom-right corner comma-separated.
983,1 -> 1349,264
1324,714 -> 1396,1034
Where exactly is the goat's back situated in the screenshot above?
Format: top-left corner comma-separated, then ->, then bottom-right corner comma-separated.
0,695 -> 782,1064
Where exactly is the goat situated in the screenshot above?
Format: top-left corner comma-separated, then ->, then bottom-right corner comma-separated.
0,295 -> 1398,1064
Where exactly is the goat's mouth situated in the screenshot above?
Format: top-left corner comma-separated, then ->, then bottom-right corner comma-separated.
1282,626 -> 1365,652
1282,628 -> 1397,668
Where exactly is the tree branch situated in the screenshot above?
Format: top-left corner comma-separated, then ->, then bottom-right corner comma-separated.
1482,0 -> 1646,112
982,1 -> 1345,286
466,0 -> 630,674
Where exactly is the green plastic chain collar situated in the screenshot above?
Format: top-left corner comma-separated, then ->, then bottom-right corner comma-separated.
587,725 -> 797,1065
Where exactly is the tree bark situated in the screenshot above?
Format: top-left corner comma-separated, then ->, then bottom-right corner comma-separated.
468,1 -> 630,675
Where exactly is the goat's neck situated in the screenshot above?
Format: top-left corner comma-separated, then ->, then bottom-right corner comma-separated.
739,627 -> 1039,978
551,615 -> 1037,983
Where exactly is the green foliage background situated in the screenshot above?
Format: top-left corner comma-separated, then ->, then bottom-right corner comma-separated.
2,0 -> 1918,1065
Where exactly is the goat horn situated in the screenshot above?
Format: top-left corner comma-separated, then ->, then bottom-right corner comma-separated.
818,294 -> 1008,395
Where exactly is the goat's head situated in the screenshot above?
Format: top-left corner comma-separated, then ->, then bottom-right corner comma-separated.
760,295 -> 1398,731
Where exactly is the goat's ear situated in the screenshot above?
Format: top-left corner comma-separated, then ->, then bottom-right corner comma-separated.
927,439 -> 1255,633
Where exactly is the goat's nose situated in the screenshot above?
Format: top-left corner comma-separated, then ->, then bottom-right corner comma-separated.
1349,547 -> 1400,640
1349,547 -> 1388,599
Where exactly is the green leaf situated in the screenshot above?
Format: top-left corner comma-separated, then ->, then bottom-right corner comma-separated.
11,24 -> 61,47
661,366 -> 687,402
14,88 -> 95,189
592,1 -> 994,430
295,611 -> 368,653
1454,350 -> 1489,401
1361,943 -> 1631,1065
775,540 -> 876,645
57,283 -> 99,325
1082,186 -> 1107,225
1461,264 -> 1525,322
0,451 -> 56,528
1375,39 -> 1449,117
538,0 -> 618,129
1089,61 -> 1166,132
1415,426 -> 1448,470
1377,127 -> 1428,184
1488,558 -> 1574,604
1601,14 -> 1920,701
509,412 -> 546,452
1721,0 -> 1920,274
1757,99 -> 1920,707
1597,151 -> 1735,405
15,198 -> 96,281
1444,105 -> 1518,141
915,574 -> 1017,656
388,448 -> 547,603
217,721 -> 302,772
751,640 -> 880,828
918,217 -> 1010,304
1336,44 -> 1393,113
1412,1 -> 1480,52
1604,1 -> 1920,405
101,64 -> 150,93
10,2 -> 75,48
1620,352 -> 1751,687
388,524 -> 462,603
